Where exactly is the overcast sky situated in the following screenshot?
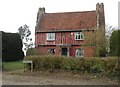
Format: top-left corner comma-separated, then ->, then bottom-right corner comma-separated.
0,0 -> 119,36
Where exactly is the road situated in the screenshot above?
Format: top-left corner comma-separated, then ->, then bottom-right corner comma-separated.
2,70 -> 119,85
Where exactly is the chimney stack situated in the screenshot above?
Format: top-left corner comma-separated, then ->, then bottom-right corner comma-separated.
38,7 -> 45,14
96,3 -> 104,13
36,7 -> 45,26
96,3 -> 105,30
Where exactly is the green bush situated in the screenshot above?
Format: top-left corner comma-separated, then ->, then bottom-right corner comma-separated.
24,55 -> 119,78
2,32 -> 24,62
102,58 -> 119,78
90,58 -> 104,73
26,48 -> 39,56
110,30 -> 120,56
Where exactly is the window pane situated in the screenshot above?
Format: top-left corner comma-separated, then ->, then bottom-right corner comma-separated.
46,33 -> 55,40
78,35 -> 80,39
48,48 -> 55,54
75,32 -> 84,40
78,32 -> 80,34
81,34 -> 83,39
75,34 -> 77,39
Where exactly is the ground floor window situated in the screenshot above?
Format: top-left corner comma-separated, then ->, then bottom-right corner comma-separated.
61,48 -> 68,56
48,48 -> 55,54
75,48 -> 84,57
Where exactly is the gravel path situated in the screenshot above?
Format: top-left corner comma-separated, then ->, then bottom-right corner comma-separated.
2,70 -> 119,85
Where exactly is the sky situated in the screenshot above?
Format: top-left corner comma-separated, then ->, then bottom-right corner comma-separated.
0,0 -> 119,39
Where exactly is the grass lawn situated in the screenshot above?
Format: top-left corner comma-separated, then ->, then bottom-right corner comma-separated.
2,61 -> 24,70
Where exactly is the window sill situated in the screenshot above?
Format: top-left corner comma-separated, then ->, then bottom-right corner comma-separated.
46,40 -> 55,41
75,39 -> 84,41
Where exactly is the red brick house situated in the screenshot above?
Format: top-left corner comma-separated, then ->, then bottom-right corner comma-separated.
35,3 -> 105,57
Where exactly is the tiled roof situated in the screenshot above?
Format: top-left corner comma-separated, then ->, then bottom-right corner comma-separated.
36,11 -> 97,32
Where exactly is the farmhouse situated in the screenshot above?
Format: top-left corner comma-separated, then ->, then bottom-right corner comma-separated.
35,3 -> 105,57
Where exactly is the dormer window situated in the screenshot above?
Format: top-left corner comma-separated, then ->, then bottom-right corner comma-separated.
46,33 -> 55,41
75,32 -> 84,40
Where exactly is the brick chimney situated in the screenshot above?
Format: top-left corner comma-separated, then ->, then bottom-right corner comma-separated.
96,3 -> 105,30
36,7 -> 45,25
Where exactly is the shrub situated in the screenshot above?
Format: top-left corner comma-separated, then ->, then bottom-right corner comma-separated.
102,57 -> 119,78
24,55 -> 119,79
90,58 -> 104,73
61,58 -> 71,70
26,48 -> 39,56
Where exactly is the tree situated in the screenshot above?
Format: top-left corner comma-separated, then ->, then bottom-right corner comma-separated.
110,30 -> 120,56
2,31 -> 24,62
83,26 -> 106,57
84,25 -> 117,57
18,24 -> 34,55
105,25 -> 116,54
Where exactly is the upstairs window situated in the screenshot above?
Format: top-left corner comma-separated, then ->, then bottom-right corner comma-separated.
46,33 -> 55,41
75,32 -> 84,40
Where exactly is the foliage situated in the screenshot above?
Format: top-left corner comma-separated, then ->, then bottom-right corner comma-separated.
96,27 -> 106,57
2,61 -> 23,70
84,25 -> 117,57
110,30 -> 120,56
26,48 -> 39,56
2,31 -> 24,62
18,24 -> 34,53
24,56 -> 119,79
84,27 -> 106,57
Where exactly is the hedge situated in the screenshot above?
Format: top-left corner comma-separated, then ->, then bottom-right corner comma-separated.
24,55 -> 120,79
2,32 -> 24,62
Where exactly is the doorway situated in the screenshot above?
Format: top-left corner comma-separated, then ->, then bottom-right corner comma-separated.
61,48 -> 68,56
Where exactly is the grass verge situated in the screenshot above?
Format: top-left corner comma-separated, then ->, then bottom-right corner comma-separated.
2,61 -> 24,70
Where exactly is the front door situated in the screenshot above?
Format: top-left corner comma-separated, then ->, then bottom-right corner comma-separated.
61,48 -> 67,56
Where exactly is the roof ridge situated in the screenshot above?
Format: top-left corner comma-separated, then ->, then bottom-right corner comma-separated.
45,10 -> 96,14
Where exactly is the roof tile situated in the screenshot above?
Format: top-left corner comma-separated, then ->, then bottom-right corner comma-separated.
36,11 -> 97,32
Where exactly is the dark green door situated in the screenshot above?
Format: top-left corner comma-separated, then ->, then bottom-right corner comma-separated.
61,48 -> 67,56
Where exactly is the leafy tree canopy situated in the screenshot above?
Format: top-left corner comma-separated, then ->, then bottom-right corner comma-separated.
2,31 -> 24,62
110,30 -> 120,56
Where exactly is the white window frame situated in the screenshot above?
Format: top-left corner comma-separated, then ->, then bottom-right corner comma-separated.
48,48 -> 55,54
74,32 -> 84,40
46,33 -> 55,41
75,48 -> 84,57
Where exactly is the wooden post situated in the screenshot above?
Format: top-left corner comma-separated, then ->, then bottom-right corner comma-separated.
24,63 -> 25,72
31,62 -> 33,72
23,60 -> 33,72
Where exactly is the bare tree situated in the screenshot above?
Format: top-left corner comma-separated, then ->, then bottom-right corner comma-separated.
105,25 -> 116,54
18,24 -> 34,55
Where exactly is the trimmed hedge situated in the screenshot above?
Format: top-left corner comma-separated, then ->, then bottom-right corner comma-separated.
2,32 -> 24,62
24,55 -> 120,78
